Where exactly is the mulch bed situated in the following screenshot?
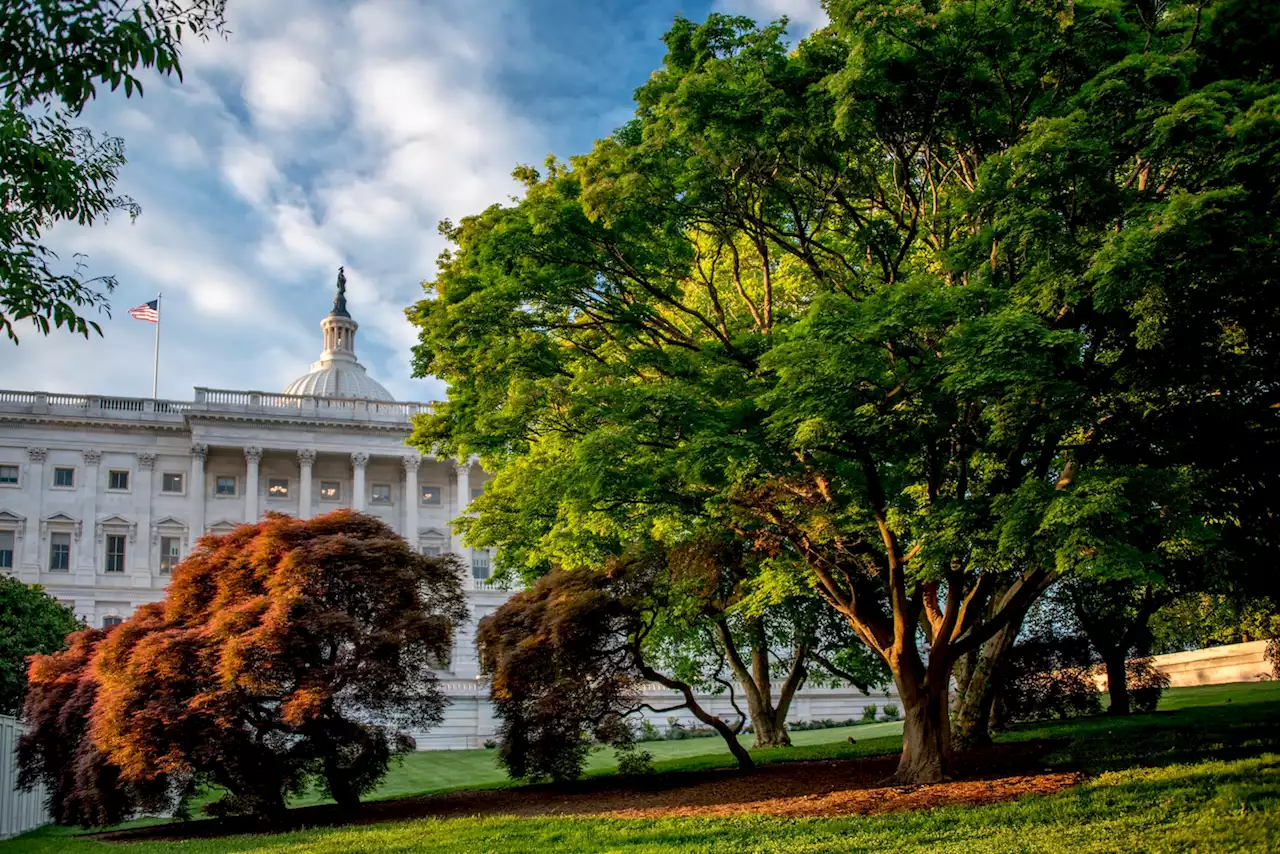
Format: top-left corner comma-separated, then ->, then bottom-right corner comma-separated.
92,741 -> 1081,842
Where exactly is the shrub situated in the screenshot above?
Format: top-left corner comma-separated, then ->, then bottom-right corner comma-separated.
1000,634 -> 1102,723
860,704 -> 878,722
615,745 -> 654,776
483,740 -> 498,750
638,720 -> 661,742
1127,657 -> 1171,713
881,704 -> 899,720
788,718 -> 858,732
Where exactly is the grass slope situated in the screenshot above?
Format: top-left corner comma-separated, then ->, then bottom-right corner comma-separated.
4,682 -> 1278,853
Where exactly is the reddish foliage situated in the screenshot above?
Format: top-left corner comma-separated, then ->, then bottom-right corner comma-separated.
479,556 -> 754,781
19,510 -> 468,824
17,629 -> 171,826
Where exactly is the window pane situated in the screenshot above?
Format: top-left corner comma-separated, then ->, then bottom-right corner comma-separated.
268,478 -> 289,497
421,486 -> 441,506
0,465 -> 18,484
320,481 -> 340,500
159,536 -> 180,574
103,616 -> 123,628
472,552 -> 491,580
53,467 -> 75,487
371,484 -> 391,503
215,476 -> 236,495
108,470 -> 129,490
162,473 -> 184,493
470,487 -> 484,503
49,533 -> 70,571
422,545 -> 442,557
0,530 -> 13,568
105,535 -> 126,572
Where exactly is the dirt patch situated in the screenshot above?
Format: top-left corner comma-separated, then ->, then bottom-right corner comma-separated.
93,742 -> 1081,842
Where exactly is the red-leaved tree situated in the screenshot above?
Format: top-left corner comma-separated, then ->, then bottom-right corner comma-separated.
19,510 -> 468,824
16,628 -> 171,826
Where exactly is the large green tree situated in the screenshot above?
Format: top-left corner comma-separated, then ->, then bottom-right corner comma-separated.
410,2 -> 1279,784
1,0 -> 227,342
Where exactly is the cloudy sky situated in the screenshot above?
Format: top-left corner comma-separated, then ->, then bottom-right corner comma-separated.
1,0 -> 826,403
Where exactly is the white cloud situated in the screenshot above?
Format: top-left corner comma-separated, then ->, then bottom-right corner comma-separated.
221,138 -> 282,205
717,0 -> 829,35
242,48 -> 334,129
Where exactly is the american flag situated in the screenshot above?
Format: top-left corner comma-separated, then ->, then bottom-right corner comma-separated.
128,299 -> 159,323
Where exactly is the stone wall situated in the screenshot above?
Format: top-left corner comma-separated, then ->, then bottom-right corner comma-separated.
413,682 -> 900,750
1149,640 -> 1273,688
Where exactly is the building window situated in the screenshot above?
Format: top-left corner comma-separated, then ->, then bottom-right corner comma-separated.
159,536 -> 181,575
320,481 -> 341,501
0,530 -> 13,569
0,464 -> 18,485
371,483 -> 391,504
49,533 -> 71,571
470,486 -> 484,503
472,551 -> 491,580
268,478 -> 290,498
104,535 -> 126,572
53,467 -> 75,488
421,485 -> 442,506
107,470 -> 130,491
422,545 -> 442,558
161,472 -> 184,494
214,476 -> 237,496
102,615 -> 123,629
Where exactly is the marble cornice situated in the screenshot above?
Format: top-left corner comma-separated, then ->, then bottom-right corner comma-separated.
183,411 -> 414,434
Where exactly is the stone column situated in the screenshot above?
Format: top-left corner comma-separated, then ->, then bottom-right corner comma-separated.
20,448 -> 46,579
189,444 -> 207,537
453,460 -> 471,566
403,455 -> 420,546
244,447 -> 262,521
133,453 -> 155,587
77,450 -> 101,577
454,460 -> 472,515
351,452 -> 369,512
297,449 -> 315,519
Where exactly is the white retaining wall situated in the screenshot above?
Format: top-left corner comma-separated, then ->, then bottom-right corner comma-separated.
1150,640 -> 1272,688
414,682 -> 899,750
0,715 -> 49,840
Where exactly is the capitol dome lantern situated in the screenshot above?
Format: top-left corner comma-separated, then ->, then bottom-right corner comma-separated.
282,267 -> 395,401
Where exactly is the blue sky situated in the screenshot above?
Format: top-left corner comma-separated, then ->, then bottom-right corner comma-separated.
1,0 -> 826,403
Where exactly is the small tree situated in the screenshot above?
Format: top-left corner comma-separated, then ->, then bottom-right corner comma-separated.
0,577 -> 80,715
479,556 -> 757,780
20,510 -> 467,824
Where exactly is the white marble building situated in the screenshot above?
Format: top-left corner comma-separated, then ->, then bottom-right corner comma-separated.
1,284 -> 890,748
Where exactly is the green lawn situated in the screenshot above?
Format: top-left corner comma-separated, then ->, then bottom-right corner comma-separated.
5,682 -> 1278,853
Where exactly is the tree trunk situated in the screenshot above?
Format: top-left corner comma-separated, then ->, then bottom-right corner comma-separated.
952,616 -> 1020,747
1104,651 -> 1130,716
751,711 -> 791,748
637,661 -> 755,771
892,674 -> 950,785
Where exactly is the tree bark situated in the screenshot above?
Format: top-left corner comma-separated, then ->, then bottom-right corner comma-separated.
1104,651 -> 1131,716
892,672 -> 950,785
952,614 -> 1021,747
712,619 -> 807,749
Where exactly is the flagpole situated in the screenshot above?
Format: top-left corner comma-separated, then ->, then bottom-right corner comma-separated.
152,293 -> 161,399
